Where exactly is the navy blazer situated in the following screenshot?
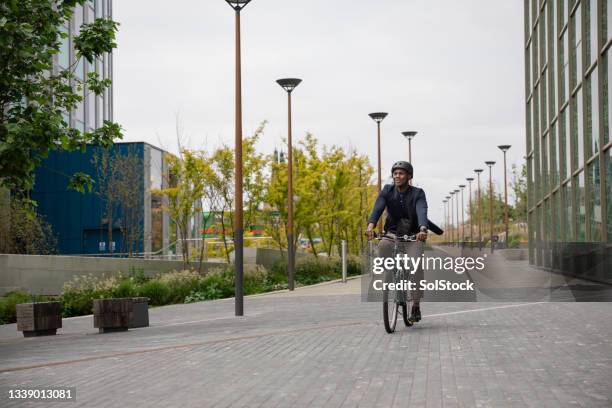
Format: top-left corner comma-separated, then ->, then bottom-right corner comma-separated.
368,184 -> 428,234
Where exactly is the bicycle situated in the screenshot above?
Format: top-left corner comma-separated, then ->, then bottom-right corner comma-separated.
376,232 -> 419,333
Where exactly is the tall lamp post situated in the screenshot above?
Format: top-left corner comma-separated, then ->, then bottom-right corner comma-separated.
277,78 -> 302,291
485,161 -> 496,253
401,131 -> 417,163
454,189 -> 460,244
466,177 -> 474,242
442,199 -> 447,240
224,0 -> 252,316
498,145 -> 511,247
402,131 -> 417,185
369,112 -> 388,232
449,191 -> 455,244
458,184 -> 466,242
445,195 -> 451,243
474,169 -> 483,244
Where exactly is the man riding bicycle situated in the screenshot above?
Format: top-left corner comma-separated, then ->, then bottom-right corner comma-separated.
366,161 -> 428,323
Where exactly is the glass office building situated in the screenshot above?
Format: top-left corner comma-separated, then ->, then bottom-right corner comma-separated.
524,0 -> 612,283
56,0 -> 113,133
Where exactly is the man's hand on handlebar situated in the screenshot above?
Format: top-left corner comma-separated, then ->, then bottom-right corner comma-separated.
416,226 -> 428,242
366,223 -> 376,241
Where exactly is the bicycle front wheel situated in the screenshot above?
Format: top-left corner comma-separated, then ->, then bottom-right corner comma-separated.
382,272 -> 398,333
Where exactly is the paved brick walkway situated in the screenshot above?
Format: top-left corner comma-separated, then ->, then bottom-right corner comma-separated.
0,258 -> 611,407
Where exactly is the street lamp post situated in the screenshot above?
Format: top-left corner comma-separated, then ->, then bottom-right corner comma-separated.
454,189 -> 460,244
277,78 -> 302,291
449,191 -> 455,244
459,184 -> 465,242
442,200 -> 447,241
224,0 -> 252,316
445,195 -> 451,244
401,131 -> 417,164
369,112 -> 388,232
401,131 -> 417,185
498,145 -> 511,248
466,177 -> 474,242
474,169 -> 484,245
485,161 -> 496,253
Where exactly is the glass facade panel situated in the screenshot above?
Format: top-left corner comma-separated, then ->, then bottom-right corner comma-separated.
587,69 -> 600,156
551,123 -> 559,186
527,99 -> 533,152
606,52 -> 612,145
572,4 -> 582,86
607,0 -> 612,43
576,171 -> 586,241
74,5 -> 83,35
95,0 -> 103,18
542,133 -> 549,192
574,88 -> 584,170
562,0 -> 569,27
562,107 -> 571,180
563,180 -> 573,240
541,75 -> 548,131
587,0 -> 597,64
59,26 -> 69,69
561,31 -> 570,102
607,148 -> 612,242
552,191 -> 561,241
551,0 -> 558,114
588,160 -> 602,241
540,9 -> 547,69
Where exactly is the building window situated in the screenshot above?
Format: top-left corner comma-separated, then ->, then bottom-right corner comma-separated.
527,100 -> 532,152
573,88 -> 584,171
605,52 -> 612,145
588,159 -> 602,241
540,7 -> 548,70
527,42 -> 532,94
606,148 -> 612,242
533,25 -> 540,80
542,133 -> 549,193
571,3 -> 582,87
561,30 -> 570,103
541,75 -> 548,132
563,180 -> 573,240
58,26 -> 69,70
576,171 -> 586,241
586,69 -> 600,157
552,191 -> 561,241
551,123 -> 559,186
551,0 -> 558,115
562,0 -> 569,27
606,0 -> 612,44
528,156 -> 534,209
561,107 -> 571,180
587,0 -> 598,65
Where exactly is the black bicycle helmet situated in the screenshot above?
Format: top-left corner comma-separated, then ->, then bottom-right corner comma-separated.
391,161 -> 413,175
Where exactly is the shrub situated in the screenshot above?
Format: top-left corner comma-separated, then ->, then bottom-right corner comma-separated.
0,291 -> 32,324
158,270 -> 203,303
60,274 -> 118,317
138,280 -> 170,306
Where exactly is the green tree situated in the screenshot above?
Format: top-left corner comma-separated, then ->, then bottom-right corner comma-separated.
511,163 -> 527,223
0,0 -> 122,195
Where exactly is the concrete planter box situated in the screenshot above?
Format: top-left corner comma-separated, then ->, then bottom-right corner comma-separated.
498,249 -> 527,261
16,302 -> 62,337
129,297 -> 149,328
93,298 -> 133,333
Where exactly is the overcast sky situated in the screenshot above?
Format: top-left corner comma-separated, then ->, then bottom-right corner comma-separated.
113,0 -> 526,225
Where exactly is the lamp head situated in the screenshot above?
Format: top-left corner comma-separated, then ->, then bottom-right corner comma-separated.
466,177 -> 474,181
225,0 -> 251,11
459,185 -> 465,188
368,112 -> 388,123
498,144 -> 511,152
474,169 -> 484,174
276,78 -> 302,93
401,131 -> 417,139
485,161 -> 496,166
454,189 -> 460,193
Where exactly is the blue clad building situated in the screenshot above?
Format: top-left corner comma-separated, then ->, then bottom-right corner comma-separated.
33,142 -> 171,256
